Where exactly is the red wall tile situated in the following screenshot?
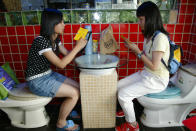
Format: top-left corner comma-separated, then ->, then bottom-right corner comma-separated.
4,54 -> 12,61
0,27 -> 7,36
12,54 -> 21,61
184,25 -> 192,33
178,14 -> 185,23
111,24 -> 119,33
174,34 -> 183,42
63,34 -> 72,43
166,24 -> 175,33
128,60 -> 136,68
182,34 -> 191,42
186,5 -> 195,14
187,0 -> 196,4
138,34 -> 144,42
185,15 -> 194,23
72,24 -> 80,33
181,0 -> 187,4
175,24 -> 184,33
180,4 -> 187,14
101,24 -> 109,31
120,24 -> 129,33
26,35 -> 34,44
0,37 -> 9,45
17,36 -> 27,44
25,26 -> 34,35
19,45 -> 29,53
130,24 -> 138,32
118,69 -> 127,76
16,26 -> 25,35
129,34 -> 138,42
64,24 -> 71,33
2,45 -> 11,53
10,45 -> 19,53
34,25 -> 40,35
91,24 -> 100,33
7,27 -> 16,35
9,36 -> 17,45
120,34 -> 128,42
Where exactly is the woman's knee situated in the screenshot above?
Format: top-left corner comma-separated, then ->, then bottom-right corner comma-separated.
117,89 -> 124,102
117,88 -> 131,102
71,87 -> 80,100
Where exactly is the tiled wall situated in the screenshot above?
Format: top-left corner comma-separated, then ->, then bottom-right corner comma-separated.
188,3 -> 196,62
0,0 -> 196,83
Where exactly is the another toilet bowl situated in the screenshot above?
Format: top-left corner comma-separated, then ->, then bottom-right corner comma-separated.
0,83 -> 52,128
137,64 -> 196,127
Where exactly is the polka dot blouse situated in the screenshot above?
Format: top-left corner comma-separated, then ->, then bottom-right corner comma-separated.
25,36 -> 61,78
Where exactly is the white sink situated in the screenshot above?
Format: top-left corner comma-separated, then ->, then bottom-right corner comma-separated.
75,54 -> 119,75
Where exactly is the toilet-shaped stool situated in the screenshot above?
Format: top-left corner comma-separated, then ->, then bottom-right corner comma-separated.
0,84 -> 52,128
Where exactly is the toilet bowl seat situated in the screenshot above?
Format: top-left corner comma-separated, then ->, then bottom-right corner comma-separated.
0,83 -> 52,107
145,82 -> 181,99
138,95 -> 185,105
0,97 -> 51,108
8,83 -> 40,101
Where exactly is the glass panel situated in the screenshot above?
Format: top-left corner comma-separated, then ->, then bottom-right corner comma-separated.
0,13 -> 7,26
90,11 -> 106,23
120,10 -> 137,23
6,12 -> 23,26
22,11 -> 39,25
106,11 -> 120,23
61,10 -> 71,23
72,10 -> 88,23
0,0 -> 180,26
37,11 -> 42,24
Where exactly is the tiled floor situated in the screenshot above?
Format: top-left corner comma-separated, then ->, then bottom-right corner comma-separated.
0,100 -> 191,131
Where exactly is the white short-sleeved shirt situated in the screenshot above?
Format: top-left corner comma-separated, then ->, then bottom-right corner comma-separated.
25,36 -> 62,78
144,32 -> 170,78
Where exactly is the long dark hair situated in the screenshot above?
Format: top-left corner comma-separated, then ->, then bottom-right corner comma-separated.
40,8 -> 63,54
136,1 -> 169,38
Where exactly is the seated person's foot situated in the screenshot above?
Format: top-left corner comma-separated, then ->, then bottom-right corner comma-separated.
115,122 -> 139,131
116,110 -> 125,117
56,120 -> 80,131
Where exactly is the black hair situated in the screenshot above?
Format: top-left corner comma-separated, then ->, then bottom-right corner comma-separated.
40,8 -> 63,54
136,1 -> 169,38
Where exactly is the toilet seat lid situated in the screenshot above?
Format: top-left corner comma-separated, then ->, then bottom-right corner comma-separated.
8,83 -> 40,101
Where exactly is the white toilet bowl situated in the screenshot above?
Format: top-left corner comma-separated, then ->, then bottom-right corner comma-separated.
137,64 -> 196,127
0,83 -> 52,128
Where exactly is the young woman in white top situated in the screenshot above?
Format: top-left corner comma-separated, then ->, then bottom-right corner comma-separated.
116,1 -> 170,131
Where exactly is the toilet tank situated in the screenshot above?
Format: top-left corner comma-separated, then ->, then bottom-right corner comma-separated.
176,64 -> 196,97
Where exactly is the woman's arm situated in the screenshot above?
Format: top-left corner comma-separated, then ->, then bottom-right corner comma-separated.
43,38 -> 87,69
141,51 -> 164,71
59,44 -> 69,56
125,41 -> 163,71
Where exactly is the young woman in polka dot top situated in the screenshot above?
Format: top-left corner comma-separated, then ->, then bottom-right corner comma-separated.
25,8 -> 87,131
